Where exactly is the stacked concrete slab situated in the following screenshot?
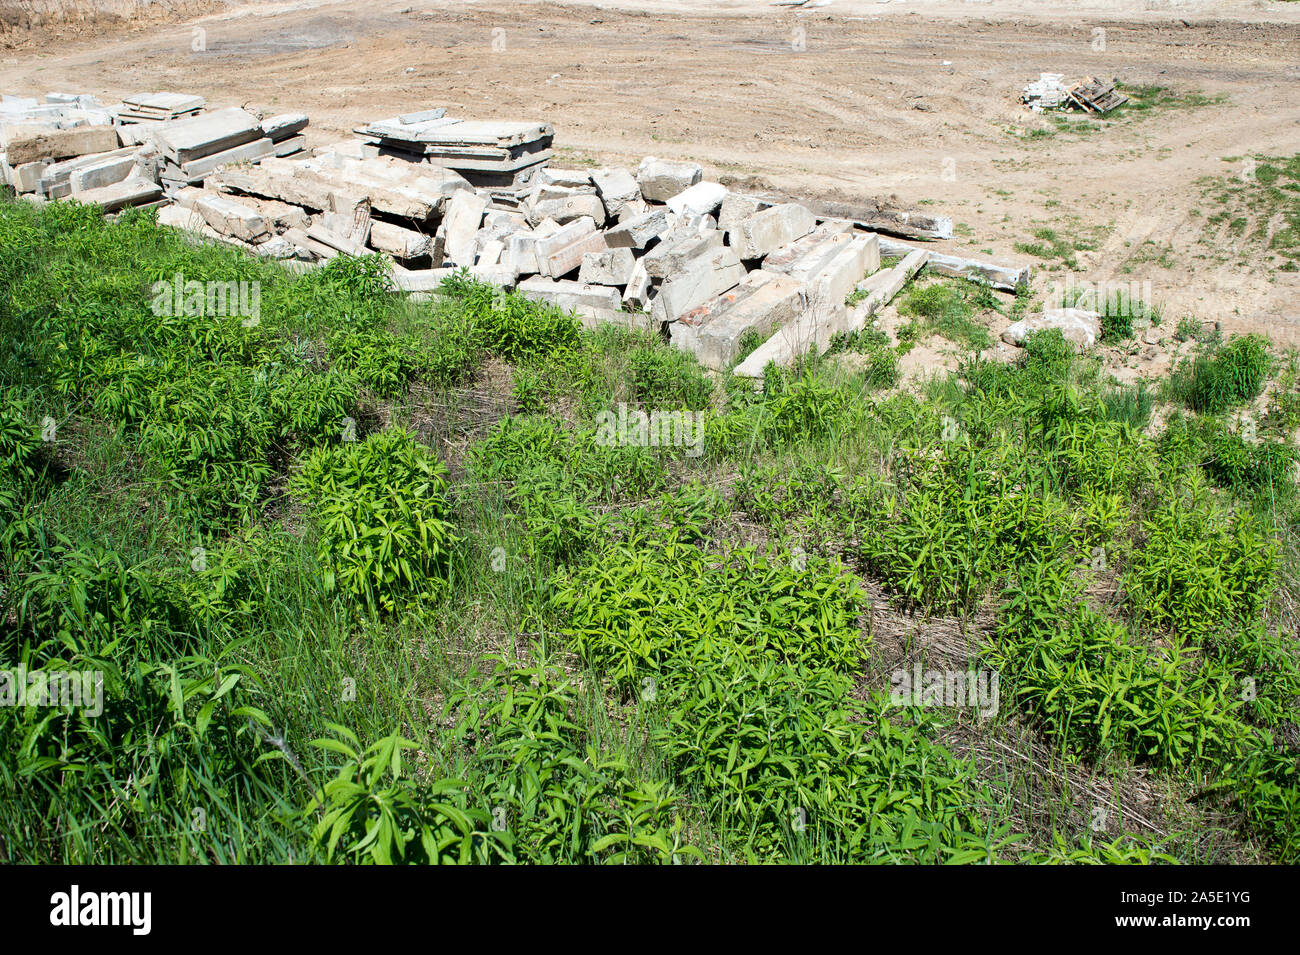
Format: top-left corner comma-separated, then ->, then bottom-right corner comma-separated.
119,92 -> 205,123
354,112 -> 553,203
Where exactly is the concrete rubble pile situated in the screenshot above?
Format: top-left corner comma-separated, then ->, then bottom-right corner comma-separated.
1,91 -> 307,210
2,92 -> 1032,377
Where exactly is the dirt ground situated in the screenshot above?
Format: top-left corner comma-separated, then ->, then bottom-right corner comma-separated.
4,0 -> 1300,359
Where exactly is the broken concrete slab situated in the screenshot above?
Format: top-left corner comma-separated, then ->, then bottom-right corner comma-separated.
844,247 -> 928,332
718,192 -> 771,233
747,189 -> 954,241
729,202 -> 817,260
9,159 -> 50,193
439,189 -> 491,265
734,248 -> 927,381
671,269 -> 807,370
530,192 -> 606,227
193,193 -> 270,243
73,176 -> 163,213
504,231 -> 541,275
763,221 -> 856,274
169,137 -> 276,182
536,167 -> 594,190
369,220 -> 432,259
149,107 -> 263,165
1001,308 -> 1100,350
535,216 -> 606,277
260,113 -> 309,142
5,124 -> 119,165
307,222 -> 368,256
665,180 -> 727,218
591,166 -> 640,218
643,229 -> 724,279
518,275 -> 622,313
636,156 -> 703,202
476,238 -> 506,267
579,246 -> 636,286
68,153 -> 138,194
273,135 -> 307,158
875,236 -> 1032,291
605,207 -> 670,250
651,244 -> 744,323
623,260 -> 651,311
543,228 -> 609,278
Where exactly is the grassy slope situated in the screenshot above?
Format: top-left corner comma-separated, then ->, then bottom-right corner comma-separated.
1,197 -> 1297,864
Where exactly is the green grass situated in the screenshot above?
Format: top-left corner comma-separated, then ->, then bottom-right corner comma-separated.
1198,154 -> 1300,268
1014,226 -> 1097,270
895,278 -> 999,352
2,196 -> 1298,865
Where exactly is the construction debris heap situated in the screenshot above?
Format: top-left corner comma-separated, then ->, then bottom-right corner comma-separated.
1,89 -> 1032,378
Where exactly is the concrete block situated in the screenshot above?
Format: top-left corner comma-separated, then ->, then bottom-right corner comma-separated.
579,246 -> 636,286
535,216 -> 605,277
530,192 -> 606,227
636,156 -> 702,202
643,229 -> 723,279
807,235 -> 879,307
605,207 -> 670,250
4,124 -> 119,165
442,189 -> 490,265
477,238 -> 505,266
194,193 -> 270,243
651,245 -> 744,323
505,231 -> 541,276
729,202 -> 816,260
68,153 -> 137,194
717,192 -> 769,233
666,181 -> 727,218
518,276 -> 623,322
369,220 -> 432,259
671,269 -> 807,370
11,159 -> 50,193
591,166 -> 641,218
623,260 -> 651,311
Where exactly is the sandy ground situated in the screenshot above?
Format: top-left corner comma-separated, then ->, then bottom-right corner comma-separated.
4,0 -> 1300,357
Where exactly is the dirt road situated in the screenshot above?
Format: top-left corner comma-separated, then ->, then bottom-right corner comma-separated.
4,0 -> 1299,341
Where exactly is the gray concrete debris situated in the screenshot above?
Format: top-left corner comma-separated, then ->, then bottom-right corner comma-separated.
1001,308 -> 1100,350
579,247 -> 636,286
636,156 -> 703,202
729,202 -> 817,260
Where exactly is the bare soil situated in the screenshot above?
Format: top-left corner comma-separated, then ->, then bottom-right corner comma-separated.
4,0 -> 1299,354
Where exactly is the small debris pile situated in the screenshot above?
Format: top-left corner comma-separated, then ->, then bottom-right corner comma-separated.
1021,74 -> 1127,114
2,89 -> 1034,379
